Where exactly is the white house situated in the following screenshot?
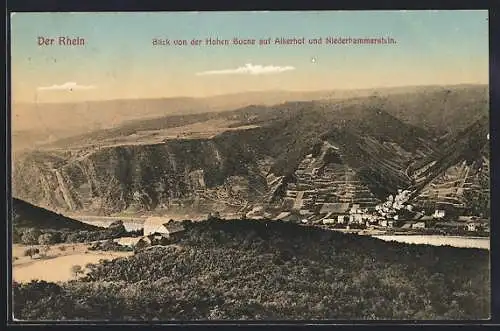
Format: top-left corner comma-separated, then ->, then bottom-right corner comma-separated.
412,221 -> 426,229
349,214 -> 363,224
143,217 -> 185,237
322,218 -> 336,225
350,204 -> 362,214
433,210 -> 446,219
466,222 -> 482,232
337,215 -> 348,224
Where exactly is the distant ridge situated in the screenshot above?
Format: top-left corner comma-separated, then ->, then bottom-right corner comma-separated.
12,84 -> 487,152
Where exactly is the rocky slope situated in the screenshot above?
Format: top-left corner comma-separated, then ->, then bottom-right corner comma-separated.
12,85 -> 489,215
13,139 -> 268,215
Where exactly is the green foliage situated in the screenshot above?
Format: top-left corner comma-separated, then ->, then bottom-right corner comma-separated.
13,280 -> 76,320
23,247 -> 40,259
40,245 -> 51,257
88,240 -> 133,252
463,174 -> 490,218
14,225 -> 141,247
12,228 -> 22,243
14,220 -> 490,320
21,228 -> 42,245
71,265 -> 83,278
38,233 -> 56,245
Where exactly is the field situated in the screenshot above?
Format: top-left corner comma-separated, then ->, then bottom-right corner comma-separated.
43,119 -> 261,152
13,243 -> 132,283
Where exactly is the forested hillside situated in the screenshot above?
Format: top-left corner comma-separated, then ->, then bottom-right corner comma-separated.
13,219 -> 490,320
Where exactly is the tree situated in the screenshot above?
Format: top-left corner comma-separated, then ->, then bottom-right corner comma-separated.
24,247 -> 40,259
40,245 -> 51,257
12,228 -> 22,243
21,228 -> 42,246
71,265 -> 83,278
107,220 -> 127,237
65,233 -> 79,243
135,238 -> 150,251
51,231 -> 63,244
38,233 -> 55,245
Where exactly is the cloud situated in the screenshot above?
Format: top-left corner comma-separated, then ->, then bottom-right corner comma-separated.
37,82 -> 96,91
196,63 -> 295,76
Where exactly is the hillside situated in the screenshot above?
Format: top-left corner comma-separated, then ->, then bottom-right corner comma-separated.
340,84 -> 488,137
12,198 -> 99,230
12,84 -> 487,152
12,85 -> 489,215
12,99 -> 435,214
13,219 -> 490,320
11,88 -> 381,152
408,116 -> 489,214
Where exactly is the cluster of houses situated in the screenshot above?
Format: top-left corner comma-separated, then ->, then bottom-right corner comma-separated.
259,142 -> 489,235
272,204 -> 488,233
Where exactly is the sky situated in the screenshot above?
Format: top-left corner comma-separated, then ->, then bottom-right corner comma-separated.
10,10 -> 489,103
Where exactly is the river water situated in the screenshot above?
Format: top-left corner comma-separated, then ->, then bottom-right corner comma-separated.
372,234 -> 490,250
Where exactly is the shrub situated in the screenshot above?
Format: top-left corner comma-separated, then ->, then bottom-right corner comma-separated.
71,265 -> 83,278
23,247 -> 40,259
21,228 -> 42,246
38,233 -> 55,245
12,228 -> 22,243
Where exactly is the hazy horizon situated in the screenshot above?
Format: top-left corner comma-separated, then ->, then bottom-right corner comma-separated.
12,82 -> 489,105
11,11 -> 488,103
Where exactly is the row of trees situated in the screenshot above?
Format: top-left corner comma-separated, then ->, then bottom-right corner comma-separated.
88,240 -> 134,252
13,221 -> 141,246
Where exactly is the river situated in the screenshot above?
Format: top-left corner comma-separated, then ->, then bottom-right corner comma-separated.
372,234 -> 490,250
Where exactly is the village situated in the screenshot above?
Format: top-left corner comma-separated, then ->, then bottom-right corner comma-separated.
245,148 -> 490,236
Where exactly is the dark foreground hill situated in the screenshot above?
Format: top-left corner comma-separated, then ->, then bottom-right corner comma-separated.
13,219 -> 490,320
12,198 -> 99,231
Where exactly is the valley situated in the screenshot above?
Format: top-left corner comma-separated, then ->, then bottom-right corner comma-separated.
10,84 -> 491,321
12,85 -> 489,227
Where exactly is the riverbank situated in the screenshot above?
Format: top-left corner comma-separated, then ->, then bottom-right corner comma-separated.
372,234 -> 490,250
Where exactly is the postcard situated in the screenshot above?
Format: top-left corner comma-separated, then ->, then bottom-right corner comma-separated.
10,10 -> 490,321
